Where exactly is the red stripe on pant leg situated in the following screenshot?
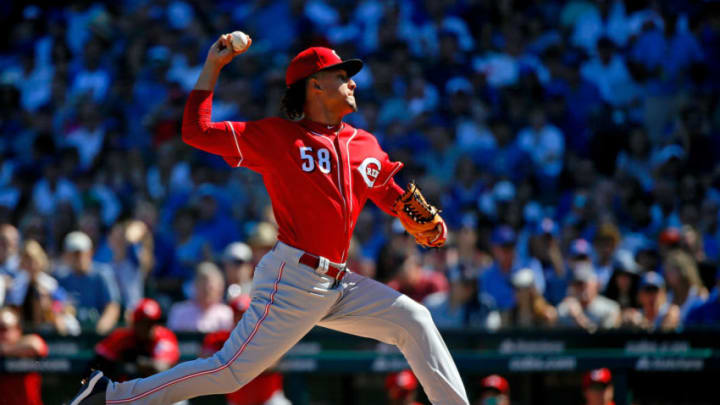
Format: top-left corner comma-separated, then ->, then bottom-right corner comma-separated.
107,262 -> 286,403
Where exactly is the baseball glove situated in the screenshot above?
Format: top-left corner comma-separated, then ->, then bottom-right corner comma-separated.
393,181 -> 447,248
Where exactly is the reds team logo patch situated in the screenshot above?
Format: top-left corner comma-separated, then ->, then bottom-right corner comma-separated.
358,157 -> 381,187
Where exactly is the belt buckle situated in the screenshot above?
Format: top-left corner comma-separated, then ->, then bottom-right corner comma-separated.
317,256 -> 330,275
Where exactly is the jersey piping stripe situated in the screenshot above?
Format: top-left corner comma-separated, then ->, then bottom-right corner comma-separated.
312,130 -> 349,261
106,262 -> 286,403
375,161 -> 402,189
226,121 -> 243,167
344,129 -> 358,225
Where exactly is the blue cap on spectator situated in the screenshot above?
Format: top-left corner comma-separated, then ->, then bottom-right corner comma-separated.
653,145 -> 685,167
492,225 -> 517,246
640,271 -> 665,289
493,181 -> 515,203
445,77 -> 473,95
569,238 -> 592,258
523,201 -> 543,225
634,237 -> 659,257
535,217 -> 558,236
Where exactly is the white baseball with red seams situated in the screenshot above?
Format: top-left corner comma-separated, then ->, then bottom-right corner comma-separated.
230,31 -> 250,53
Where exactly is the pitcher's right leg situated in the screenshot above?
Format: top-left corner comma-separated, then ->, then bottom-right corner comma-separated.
105,252 -> 339,405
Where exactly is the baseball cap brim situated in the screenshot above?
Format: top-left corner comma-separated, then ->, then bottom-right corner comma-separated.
318,59 -> 363,78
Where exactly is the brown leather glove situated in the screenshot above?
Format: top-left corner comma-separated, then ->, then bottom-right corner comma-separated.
392,182 -> 447,248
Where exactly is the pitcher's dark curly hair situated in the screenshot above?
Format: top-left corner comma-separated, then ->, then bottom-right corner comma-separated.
281,79 -> 307,121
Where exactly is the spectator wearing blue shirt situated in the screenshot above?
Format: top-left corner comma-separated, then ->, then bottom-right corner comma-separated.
55,231 -> 120,334
529,218 -> 569,305
685,270 -> 720,326
192,184 -> 240,255
423,264 -> 500,330
479,226 -> 545,311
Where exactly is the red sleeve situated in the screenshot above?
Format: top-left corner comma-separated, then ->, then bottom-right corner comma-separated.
151,327 -> 180,364
95,329 -> 133,361
30,334 -> 48,358
369,179 -> 404,216
366,146 -> 404,216
181,90 -> 266,171
202,330 -> 230,354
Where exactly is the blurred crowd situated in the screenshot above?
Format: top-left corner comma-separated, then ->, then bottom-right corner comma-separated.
1,0 -> 720,342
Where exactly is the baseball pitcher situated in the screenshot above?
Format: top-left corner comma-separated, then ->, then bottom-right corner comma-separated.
70,32 -> 468,405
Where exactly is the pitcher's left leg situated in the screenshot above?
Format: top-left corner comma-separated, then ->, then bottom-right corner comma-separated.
317,273 -> 469,405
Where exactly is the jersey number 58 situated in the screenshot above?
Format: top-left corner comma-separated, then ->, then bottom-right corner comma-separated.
299,147 -> 332,174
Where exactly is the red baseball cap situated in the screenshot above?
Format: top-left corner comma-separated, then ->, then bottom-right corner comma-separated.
132,298 -> 162,323
385,370 -> 418,400
481,374 -> 510,394
229,294 -> 252,315
285,47 -> 363,86
583,368 -> 612,389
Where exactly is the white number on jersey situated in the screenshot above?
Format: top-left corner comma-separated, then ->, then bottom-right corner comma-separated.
299,147 -> 332,174
317,148 -> 331,174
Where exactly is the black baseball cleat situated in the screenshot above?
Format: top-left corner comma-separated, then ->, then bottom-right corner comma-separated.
69,370 -> 109,405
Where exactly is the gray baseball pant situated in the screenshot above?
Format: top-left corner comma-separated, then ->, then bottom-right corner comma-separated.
105,241 -> 469,404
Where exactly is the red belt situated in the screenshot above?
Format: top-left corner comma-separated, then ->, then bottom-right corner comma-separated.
299,253 -> 348,281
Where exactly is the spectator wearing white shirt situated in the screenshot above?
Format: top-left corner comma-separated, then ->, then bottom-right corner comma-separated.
168,262 -> 233,333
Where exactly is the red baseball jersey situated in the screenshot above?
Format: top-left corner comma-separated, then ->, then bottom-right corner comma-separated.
203,330 -> 285,405
95,326 -> 180,365
0,334 -> 47,405
183,90 -> 405,262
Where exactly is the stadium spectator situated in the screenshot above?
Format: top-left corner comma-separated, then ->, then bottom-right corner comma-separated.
516,107 -> 565,188
685,269 -> 720,325
423,264 -> 499,330
663,250 -> 708,322
557,264 -> 620,332
167,261 -> 233,332
593,222 -> 621,290
623,272 -> 680,331
0,223 -> 21,280
386,247 -> 448,303
247,222 -> 279,262
5,239 -> 80,334
169,207 -> 208,296
603,250 -> 641,311
191,184 -> 240,254
580,36 -> 638,107
202,294 -> 291,405
528,218 -> 568,305
503,268 -> 557,328
479,226 -> 544,311
103,220 -> 155,313
0,306 -> 48,405
385,370 -> 422,405
55,231 -> 120,334
475,374 -> 510,405
582,368 -> 614,405
222,242 -> 254,300
91,298 -> 179,381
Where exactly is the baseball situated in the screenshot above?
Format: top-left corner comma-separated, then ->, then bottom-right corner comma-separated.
230,31 -> 251,53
